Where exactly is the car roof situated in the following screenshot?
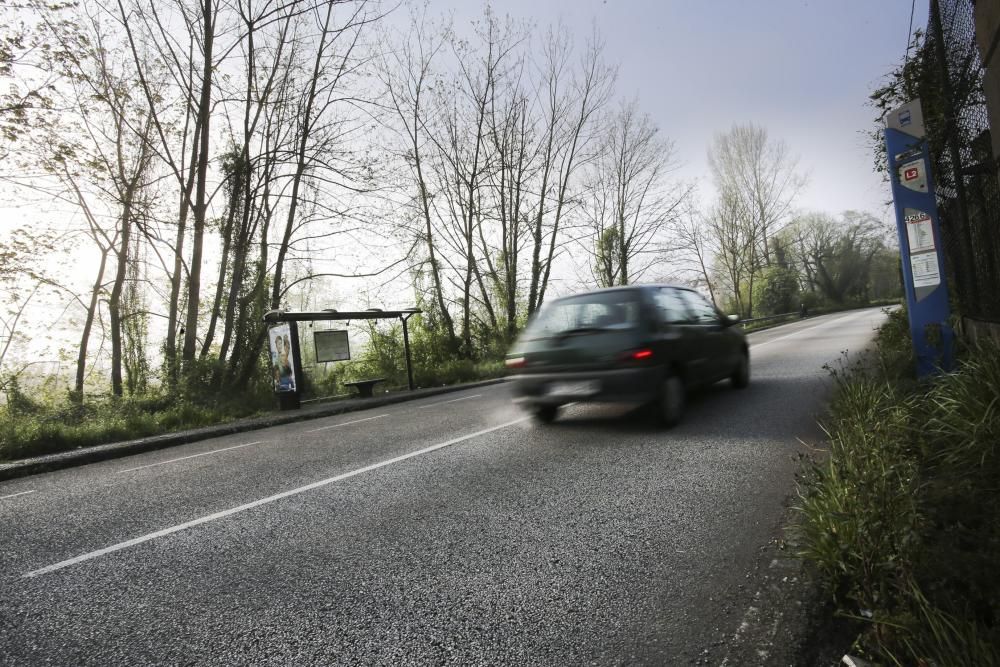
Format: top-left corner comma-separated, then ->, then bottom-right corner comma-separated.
548,284 -> 697,301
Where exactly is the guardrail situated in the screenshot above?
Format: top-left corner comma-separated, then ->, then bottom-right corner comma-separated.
738,311 -> 802,328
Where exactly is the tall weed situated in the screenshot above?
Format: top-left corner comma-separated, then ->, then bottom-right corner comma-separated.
793,308 -> 1000,664
0,390 -> 269,461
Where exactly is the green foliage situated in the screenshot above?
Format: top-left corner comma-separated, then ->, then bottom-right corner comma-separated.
793,309 -> 1000,664
311,315 -> 506,397
0,369 -> 273,461
178,354 -> 229,402
786,211 -> 895,307
753,265 -> 800,316
798,289 -> 824,313
313,322 -> 409,393
869,30 -> 932,179
868,249 -> 904,302
594,226 -> 622,288
414,358 -> 504,388
346,321 -> 406,385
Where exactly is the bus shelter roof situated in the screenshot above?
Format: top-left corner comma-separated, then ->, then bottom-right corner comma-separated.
263,308 -> 420,322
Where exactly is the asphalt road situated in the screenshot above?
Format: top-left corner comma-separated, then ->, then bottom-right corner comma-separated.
0,307 -> 889,666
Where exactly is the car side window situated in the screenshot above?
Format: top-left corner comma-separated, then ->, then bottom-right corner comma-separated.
654,288 -> 693,324
678,290 -> 721,324
580,302 -> 633,329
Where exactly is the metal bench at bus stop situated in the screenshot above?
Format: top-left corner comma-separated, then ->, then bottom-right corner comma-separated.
343,378 -> 386,398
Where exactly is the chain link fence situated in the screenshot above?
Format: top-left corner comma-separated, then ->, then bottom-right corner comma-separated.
919,0 -> 1000,323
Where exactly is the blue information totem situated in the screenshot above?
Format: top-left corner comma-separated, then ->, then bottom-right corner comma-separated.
884,99 -> 954,376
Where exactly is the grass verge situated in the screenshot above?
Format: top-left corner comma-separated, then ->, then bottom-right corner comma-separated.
0,358 -> 506,462
0,390 -> 270,462
792,308 -> 1000,665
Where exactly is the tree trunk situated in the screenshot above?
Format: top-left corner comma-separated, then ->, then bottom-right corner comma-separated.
74,247 -> 110,397
201,158 -> 243,358
413,121 -> 457,350
182,0 -> 216,364
108,204 -> 133,396
165,123 -> 201,381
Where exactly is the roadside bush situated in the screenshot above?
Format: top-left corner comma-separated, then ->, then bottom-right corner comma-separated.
0,384 -> 271,462
793,308 -> 1000,664
754,266 -> 801,316
799,289 -> 825,313
312,342 -> 504,398
413,358 -> 504,388
311,315 -> 506,397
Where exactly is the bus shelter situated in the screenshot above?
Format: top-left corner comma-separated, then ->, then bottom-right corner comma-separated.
263,307 -> 421,409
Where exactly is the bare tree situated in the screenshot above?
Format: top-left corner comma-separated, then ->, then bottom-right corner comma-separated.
215,19 -> 302,379
380,12 -> 612,350
704,189 -> 759,316
423,8 -> 522,355
225,0 -> 386,388
528,25 -> 614,313
582,99 -> 690,288
701,123 -> 805,315
116,0 -> 216,378
707,123 -> 805,267
375,7 -> 459,351
672,206 -> 718,306
0,228 -> 60,389
4,3 -> 160,396
207,0 -> 296,365
481,38 -> 538,341
84,24 -> 158,396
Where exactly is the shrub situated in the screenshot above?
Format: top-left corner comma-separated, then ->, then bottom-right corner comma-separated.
0,386 -> 269,462
793,308 -> 1000,664
754,266 -> 801,316
310,316 -> 506,396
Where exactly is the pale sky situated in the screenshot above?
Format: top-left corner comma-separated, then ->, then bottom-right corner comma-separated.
2,0 -> 928,375
404,0 -> 926,223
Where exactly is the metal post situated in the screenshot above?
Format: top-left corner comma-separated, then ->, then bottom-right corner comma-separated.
402,314 -> 415,390
885,99 -> 954,376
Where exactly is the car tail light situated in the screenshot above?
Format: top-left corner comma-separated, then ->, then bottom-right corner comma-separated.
618,348 -> 654,363
505,356 -> 526,369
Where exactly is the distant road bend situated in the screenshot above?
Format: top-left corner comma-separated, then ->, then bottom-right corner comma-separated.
0,307 -> 889,665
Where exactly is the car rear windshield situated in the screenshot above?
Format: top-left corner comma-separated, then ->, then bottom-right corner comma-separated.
521,290 -> 642,340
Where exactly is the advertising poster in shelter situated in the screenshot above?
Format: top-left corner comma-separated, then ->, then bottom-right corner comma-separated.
268,323 -> 297,393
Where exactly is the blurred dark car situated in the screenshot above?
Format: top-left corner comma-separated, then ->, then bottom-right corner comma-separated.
505,285 -> 748,426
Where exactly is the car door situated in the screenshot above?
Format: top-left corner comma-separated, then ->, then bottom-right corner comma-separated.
676,289 -> 729,381
651,287 -> 706,379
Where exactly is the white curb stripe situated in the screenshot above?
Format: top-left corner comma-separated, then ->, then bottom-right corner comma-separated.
305,414 -> 389,433
0,490 -> 36,501
116,442 -> 265,474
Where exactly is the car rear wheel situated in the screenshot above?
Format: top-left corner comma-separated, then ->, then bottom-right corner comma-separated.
657,373 -> 684,427
731,351 -> 749,389
533,405 -> 559,424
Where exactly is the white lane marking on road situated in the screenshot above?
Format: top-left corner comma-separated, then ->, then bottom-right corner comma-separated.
0,490 -> 36,501
305,414 -> 389,433
116,442 -> 265,474
418,394 -> 483,409
24,416 -> 529,578
749,312 -> 863,350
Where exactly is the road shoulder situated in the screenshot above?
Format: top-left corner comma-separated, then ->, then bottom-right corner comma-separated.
0,379 -> 506,482
717,494 -> 861,666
